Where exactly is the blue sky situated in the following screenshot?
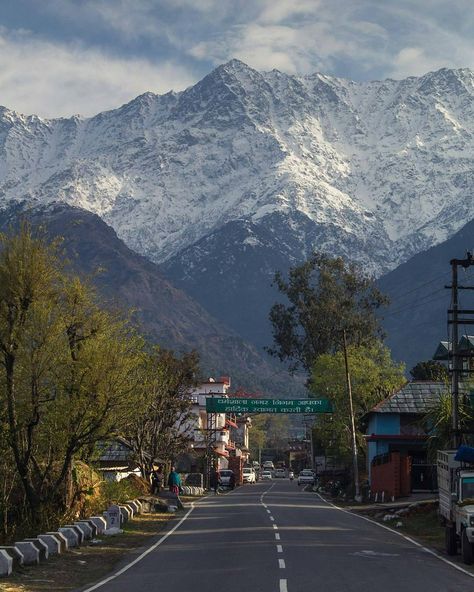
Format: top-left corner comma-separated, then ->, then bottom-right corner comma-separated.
1,0 -> 474,118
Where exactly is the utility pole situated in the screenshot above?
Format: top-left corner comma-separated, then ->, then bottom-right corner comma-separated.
303,414 -> 315,469
342,330 -> 361,502
447,252 -> 474,449
451,260 -> 460,449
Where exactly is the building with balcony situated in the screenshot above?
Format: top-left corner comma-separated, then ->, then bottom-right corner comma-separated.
176,376 -> 252,478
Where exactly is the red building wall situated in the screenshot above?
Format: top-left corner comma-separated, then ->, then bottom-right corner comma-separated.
371,452 -> 411,499
228,456 -> 244,485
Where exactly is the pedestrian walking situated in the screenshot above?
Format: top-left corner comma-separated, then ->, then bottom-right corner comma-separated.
210,467 -> 220,495
151,465 -> 164,495
168,466 -> 182,495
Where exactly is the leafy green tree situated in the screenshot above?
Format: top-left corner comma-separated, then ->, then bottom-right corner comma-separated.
0,224 -> 145,524
310,343 -> 405,464
125,349 -> 200,478
248,415 -> 266,460
410,360 -> 449,381
267,253 -> 388,374
248,414 -> 290,461
265,415 -> 291,451
423,390 -> 474,460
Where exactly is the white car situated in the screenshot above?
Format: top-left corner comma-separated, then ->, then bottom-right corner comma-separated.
274,468 -> 286,478
297,469 -> 315,486
262,461 -> 275,470
242,467 -> 256,483
261,470 -> 273,480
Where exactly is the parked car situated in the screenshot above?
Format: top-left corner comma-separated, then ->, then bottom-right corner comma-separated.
261,469 -> 273,480
242,467 -> 256,484
297,469 -> 315,486
219,469 -> 235,488
274,468 -> 286,478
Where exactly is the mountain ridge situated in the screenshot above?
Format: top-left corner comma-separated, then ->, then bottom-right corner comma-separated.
0,201 -> 301,396
2,61 -> 474,274
3,61 -> 474,364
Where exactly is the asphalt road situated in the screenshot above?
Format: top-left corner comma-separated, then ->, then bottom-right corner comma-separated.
80,480 -> 474,592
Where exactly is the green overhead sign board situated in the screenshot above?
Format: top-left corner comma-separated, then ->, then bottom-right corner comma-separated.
205,397 -> 333,414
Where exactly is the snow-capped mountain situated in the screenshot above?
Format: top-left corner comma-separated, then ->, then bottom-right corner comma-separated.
2,60 -> 474,355
2,60 -> 474,274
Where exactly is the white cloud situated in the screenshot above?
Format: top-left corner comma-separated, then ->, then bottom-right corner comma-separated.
3,0 -> 474,119
258,0 -> 322,25
391,47 -> 452,79
0,29 -> 195,118
188,4 -> 390,77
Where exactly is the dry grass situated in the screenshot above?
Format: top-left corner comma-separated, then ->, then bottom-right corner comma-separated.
1,512 -> 176,592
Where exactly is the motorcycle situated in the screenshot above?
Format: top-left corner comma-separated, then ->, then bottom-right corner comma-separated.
288,470 -> 294,481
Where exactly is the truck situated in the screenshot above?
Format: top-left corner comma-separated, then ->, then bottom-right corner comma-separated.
438,450 -> 474,564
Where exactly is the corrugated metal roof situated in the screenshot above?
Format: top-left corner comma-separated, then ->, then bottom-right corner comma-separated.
433,336 -> 474,360
371,381 -> 456,414
433,341 -> 450,360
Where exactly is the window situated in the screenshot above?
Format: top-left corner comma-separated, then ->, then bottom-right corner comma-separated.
462,477 -> 474,500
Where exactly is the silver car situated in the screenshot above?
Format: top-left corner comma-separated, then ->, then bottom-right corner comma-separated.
297,469 -> 315,486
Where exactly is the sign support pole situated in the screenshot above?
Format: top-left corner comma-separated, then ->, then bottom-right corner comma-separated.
342,330 -> 361,503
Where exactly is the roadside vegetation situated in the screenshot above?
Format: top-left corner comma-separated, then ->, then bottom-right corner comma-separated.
2,511 -> 174,592
268,252 -> 405,476
0,223 -> 199,543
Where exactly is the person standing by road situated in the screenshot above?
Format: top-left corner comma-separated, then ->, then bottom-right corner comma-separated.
151,465 -> 164,495
210,467 -> 220,495
168,466 -> 182,494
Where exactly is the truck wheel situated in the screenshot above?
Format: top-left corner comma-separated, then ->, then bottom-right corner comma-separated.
445,525 -> 457,556
461,529 -> 474,565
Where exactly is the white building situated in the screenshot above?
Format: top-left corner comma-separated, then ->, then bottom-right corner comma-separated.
189,377 -> 231,468
186,377 -> 252,472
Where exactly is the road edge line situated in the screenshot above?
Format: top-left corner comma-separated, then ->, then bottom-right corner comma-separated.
80,503 -> 196,591
316,493 -> 474,580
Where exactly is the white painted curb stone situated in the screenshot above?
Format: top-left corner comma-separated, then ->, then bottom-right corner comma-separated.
0,549 -> 13,576
14,541 -> 40,565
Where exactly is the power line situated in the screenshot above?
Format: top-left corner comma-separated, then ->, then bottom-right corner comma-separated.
384,271 -> 450,304
383,288 -> 447,318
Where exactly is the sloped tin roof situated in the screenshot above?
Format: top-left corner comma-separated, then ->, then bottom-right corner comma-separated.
433,336 -> 474,360
371,381 -> 451,414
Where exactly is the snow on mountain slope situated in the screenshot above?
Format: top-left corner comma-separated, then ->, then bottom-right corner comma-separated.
1,60 -> 474,273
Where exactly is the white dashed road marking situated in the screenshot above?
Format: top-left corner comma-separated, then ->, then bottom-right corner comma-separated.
260,483 -> 288,590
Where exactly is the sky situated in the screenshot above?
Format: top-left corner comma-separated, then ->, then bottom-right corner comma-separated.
1,0 -> 474,118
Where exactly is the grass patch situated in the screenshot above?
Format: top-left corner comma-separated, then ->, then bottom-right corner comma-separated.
394,506 -> 444,550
